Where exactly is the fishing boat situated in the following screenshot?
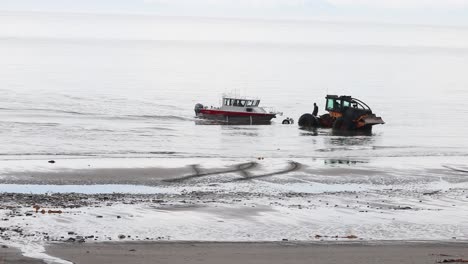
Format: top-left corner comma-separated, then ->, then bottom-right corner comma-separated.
194,96 -> 279,125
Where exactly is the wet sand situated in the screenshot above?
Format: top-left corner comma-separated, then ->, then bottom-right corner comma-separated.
0,246 -> 44,264
45,241 -> 468,264
1,161 -> 465,187
1,163 -> 468,263
0,167 -> 192,185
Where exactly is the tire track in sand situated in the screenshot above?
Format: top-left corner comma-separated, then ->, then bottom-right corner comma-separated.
231,161 -> 301,182
162,162 -> 257,183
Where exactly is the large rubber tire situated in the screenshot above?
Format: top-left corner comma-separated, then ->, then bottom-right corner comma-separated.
298,113 -> 319,128
282,119 -> 290,125
318,113 -> 333,128
332,117 -> 344,130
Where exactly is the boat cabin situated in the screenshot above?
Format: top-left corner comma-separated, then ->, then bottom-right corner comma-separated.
223,98 -> 260,108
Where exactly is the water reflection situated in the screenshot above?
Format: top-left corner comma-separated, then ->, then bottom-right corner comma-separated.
330,130 -> 374,137
299,127 -> 318,136
299,128 -> 375,137
221,125 -> 260,137
194,119 -> 228,125
299,127 -> 336,137
326,135 -> 375,146
194,119 -> 272,126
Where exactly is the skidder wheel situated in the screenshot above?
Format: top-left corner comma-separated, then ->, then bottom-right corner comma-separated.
298,113 -> 319,128
318,113 -> 333,128
282,119 -> 290,124
332,117 -> 344,130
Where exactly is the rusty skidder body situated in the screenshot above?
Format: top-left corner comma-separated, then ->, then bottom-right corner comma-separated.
299,95 -> 384,132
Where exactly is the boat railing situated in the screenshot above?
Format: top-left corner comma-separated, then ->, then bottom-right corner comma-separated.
263,107 -> 283,116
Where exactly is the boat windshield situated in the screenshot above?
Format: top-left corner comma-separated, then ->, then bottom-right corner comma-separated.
223,98 -> 260,107
246,100 -> 259,107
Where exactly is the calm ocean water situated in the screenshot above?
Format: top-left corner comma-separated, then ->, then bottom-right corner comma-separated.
1,12 -> 468,168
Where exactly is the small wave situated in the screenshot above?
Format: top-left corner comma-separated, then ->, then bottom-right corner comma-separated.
125,115 -> 193,121
316,147 -> 369,152
1,108 -> 193,122
0,151 -> 183,158
0,121 -> 60,127
316,145 -> 462,153
371,145 -> 446,150
442,164 -> 468,173
144,126 -> 175,131
150,103 -> 185,111
0,107 -> 97,116
0,152 -> 98,157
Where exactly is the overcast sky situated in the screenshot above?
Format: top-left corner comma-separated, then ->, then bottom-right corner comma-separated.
1,0 -> 468,26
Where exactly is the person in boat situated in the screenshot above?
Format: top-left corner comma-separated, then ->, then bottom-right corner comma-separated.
312,103 -> 318,116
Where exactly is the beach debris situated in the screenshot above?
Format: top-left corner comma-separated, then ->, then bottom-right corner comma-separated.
33,205 -> 41,212
36,207 -> 63,214
423,191 -> 440,196
2,245 -> 8,248
48,160 -> 56,164
129,249 -> 136,252
438,259 -> 468,263
68,231 -> 75,235
282,238 -> 288,241
313,234 -> 358,239
118,234 -> 126,239
394,206 -> 412,210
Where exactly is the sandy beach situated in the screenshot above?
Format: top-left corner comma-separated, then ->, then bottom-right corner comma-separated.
0,162 -> 468,263
46,242 -> 468,264
2,241 -> 468,264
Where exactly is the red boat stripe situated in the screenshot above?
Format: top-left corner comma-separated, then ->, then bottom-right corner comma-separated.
199,109 -> 275,117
